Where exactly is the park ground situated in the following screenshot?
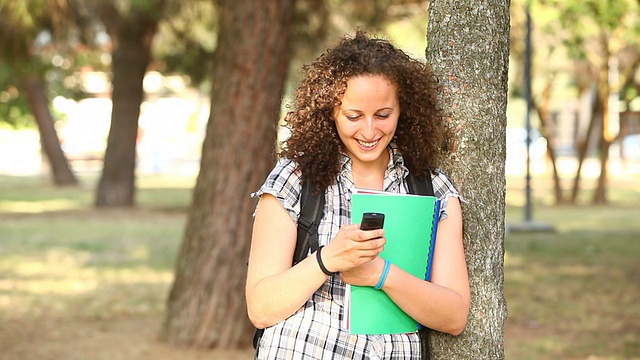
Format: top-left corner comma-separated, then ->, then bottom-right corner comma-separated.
0,163 -> 639,360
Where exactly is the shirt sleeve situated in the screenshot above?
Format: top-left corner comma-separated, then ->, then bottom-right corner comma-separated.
251,158 -> 302,223
431,169 -> 462,221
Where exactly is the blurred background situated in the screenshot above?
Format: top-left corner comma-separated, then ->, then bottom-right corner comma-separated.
0,0 -> 638,359
1,1 -> 638,193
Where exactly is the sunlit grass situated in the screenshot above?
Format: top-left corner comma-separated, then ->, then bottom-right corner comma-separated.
0,247 -> 174,321
0,174 -> 192,326
0,173 -> 196,214
0,175 -> 95,212
0,199 -> 83,213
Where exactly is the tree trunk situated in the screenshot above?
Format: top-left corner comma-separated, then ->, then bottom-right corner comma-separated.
94,4 -> 160,207
161,0 -> 295,348
426,1 -> 509,358
569,89 -> 599,204
532,76 -> 565,204
593,130 -> 611,204
20,73 -> 78,186
593,48 -> 612,205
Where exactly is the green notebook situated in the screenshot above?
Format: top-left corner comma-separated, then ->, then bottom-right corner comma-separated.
345,189 -> 440,335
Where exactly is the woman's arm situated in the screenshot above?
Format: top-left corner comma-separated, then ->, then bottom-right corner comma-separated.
381,196 -> 470,335
245,194 -> 329,328
246,193 -> 388,329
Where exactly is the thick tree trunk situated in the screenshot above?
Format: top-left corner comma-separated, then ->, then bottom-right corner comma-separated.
426,1 -> 510,358
20,73 -> 78,186
161,0 -> 294,348
94,5 -> 159,207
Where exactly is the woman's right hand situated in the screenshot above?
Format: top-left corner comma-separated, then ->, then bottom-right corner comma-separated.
320,225 -> 386,273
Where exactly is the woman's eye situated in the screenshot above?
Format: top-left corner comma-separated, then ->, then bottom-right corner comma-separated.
346,115 -> 360,121
376,113 -> 391,119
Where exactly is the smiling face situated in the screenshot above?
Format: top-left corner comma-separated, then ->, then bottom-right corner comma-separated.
333,75 -> 400,172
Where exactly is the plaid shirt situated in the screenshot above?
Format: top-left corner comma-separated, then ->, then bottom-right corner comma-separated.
252,146 -> 461,360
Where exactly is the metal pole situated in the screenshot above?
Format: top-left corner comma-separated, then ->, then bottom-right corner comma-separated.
508,1 -> 554,234
524,0 -> 533,222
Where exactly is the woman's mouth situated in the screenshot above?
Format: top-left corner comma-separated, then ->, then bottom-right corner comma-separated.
357,139 -> 379,149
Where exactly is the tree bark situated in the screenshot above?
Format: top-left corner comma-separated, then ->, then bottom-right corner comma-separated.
20,73 -> 78,186
426,1 -> 509,358
161,0 -> 295,348
94,3 -> 162,207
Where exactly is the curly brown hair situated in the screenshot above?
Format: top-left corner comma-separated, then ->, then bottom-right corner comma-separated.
280,29 -> 450,191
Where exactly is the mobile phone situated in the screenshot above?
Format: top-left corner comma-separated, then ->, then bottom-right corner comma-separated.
360,212 -> 385,230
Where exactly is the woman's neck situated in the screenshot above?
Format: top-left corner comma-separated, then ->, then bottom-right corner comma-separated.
353,173 -> 383,190
351,152 -> 389,191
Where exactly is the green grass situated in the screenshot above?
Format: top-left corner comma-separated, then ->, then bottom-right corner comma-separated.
0,174 -> 194,325
0,174 -> 195,212
0,173 -> 639,359
504,199 -> 640,359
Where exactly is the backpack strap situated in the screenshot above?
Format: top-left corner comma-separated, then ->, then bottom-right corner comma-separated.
292,181 -> 325,265
406,171 -> 435,197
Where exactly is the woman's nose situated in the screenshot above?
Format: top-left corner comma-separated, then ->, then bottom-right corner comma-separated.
361,117 -> 376,139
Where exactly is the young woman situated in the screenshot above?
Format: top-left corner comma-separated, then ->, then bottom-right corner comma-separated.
246,30 -> 470,359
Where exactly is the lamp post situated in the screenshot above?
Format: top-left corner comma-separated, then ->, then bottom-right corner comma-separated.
508,0 -> 555,233
524,0 -> 532,222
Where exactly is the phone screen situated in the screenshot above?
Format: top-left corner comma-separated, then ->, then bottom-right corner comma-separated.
360,212 -> 385,230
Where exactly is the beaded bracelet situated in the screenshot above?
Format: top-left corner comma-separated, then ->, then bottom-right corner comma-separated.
316,246 -> 337,276
374,260 -> 391,290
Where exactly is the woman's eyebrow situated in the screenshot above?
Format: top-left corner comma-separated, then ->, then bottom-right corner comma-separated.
341,106 -> 395,112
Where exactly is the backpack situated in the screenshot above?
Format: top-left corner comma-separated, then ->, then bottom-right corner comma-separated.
253,172 -> 434,360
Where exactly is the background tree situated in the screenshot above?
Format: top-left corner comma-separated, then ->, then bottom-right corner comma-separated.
555,0 -> 640,204
509,1 -> 571,204
94,0 -> 168,207
154,0 -> 218,87
517,0 -> 640,205
287,0 -> 431,89
161,0 -> 295,348
426,0 -> 510,358
0,0 -> 78,186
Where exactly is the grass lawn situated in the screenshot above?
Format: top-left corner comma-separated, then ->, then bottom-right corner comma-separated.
0,171 -> 638,359
504,172 -> 640,359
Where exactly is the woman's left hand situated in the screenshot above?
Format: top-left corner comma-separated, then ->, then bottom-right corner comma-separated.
340,256 -> 386,287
